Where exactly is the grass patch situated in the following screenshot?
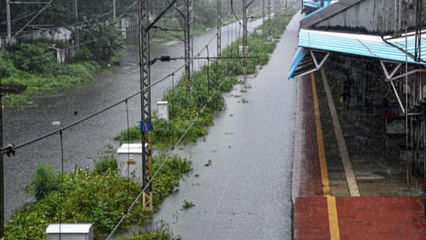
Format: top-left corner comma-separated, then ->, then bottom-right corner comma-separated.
182,200 -> 195,210
0,50 -> 99,106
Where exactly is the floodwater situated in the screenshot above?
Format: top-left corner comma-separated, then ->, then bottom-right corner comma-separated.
3,18 -> 265,218
152,13 -> 301,240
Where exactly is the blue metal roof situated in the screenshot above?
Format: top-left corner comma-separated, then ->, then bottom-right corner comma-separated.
288,29 -> 426,80
298,29 -> 426,64
288,47 -> 308,80
303,0 -> 334,10
303,0 -> 321,9
388,36 -> 426,61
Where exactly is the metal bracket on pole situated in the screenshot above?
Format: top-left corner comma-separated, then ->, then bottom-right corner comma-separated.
310,50 -> 330,69
292,50 -> 330,79
390,79 -> 406,113
139,0 -> 153,212
380,60 -> 402,80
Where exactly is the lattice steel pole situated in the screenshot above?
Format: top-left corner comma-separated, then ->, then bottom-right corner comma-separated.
184,0 -> 192,92
268,0 -> 271,19
217,0 -> 222,58
243,0 -> 248,85
190,0 -> 194,75
138,0 -> 153,211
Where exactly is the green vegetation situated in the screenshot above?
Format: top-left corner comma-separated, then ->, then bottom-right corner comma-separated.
5,154 -> 191,239
4,7 -> 298,240
76,21 -> 124,62
0,43 -> 99,105
124,231 -> 175,240
115,9 -> 297,147
182,200 -> 195,210
0,21 -> 124,106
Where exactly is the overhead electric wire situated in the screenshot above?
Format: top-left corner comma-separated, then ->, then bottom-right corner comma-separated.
4,5 -> 227,154
0,8 -> 48,25
12,0 -> 53,39
106,63 -> 239,240
59,130 -> 64,240
1,0 -> 136,38
1,30 -> 229,156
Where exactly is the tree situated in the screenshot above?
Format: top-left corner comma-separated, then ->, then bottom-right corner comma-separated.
77,21 -> 123,62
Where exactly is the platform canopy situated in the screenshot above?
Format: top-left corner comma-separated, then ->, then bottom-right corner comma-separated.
303,0 -> 335,10
288,29 -> 426,80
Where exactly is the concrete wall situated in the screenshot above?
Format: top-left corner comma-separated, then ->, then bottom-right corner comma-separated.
310,0 -> 424,35
19,27 -> 72,42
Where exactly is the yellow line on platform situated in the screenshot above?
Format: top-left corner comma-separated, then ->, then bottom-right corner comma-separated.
312,73 -> 341,239
311,73 -> 331,196
327,196 -> 341,240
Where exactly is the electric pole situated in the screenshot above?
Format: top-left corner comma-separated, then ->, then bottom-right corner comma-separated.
275,0 -> 281,14
414,0 -> 422,62
268,0 -> 271,19
184,0 -> 192,92
113,0 -> 116,21
0,86 -> 3,240
190,0 -> 194,75
74,0 -> 80,51
0,82 -> 26,239
262,0 -> 265,26
243,0 -> 248,86
6,0 -> 11,45
138,0 -> 153,211
217,0 -> 221,58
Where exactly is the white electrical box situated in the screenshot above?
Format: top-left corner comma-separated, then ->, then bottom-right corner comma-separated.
46,224 -> 93,240
117,143 -> 147,183
157,101 -> 169,120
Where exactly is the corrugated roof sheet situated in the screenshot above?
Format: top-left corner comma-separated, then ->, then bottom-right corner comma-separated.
288,47 -> 308,79
298,29 -> 426,64
388,36 -> 426,61
303,0 -> 334,9
288,29 -> 426,79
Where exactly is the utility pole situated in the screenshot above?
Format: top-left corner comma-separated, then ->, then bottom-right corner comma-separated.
74,0 -> 80,51
113,0 -> 116,21
138,0 -> 153,212
414,0 -> 422,62
275,0 -> 280,14
268,0 -> 271,19
243,0 -> 248,86
0,86 -> 3,240
0,82 -> 25,238
262,0 -> 265,26
190,0 -> 194,75
5,0 -> 11,45
184,0 -> 192,92
217,0 -> 221,58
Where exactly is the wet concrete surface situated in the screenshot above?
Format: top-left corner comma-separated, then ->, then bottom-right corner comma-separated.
3,18 -> 265,219
152,13 -> 301,240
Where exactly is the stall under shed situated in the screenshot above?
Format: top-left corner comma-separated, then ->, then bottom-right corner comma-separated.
301,0 -> 425,35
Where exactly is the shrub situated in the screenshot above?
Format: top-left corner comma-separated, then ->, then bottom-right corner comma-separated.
24,164 -> 60,201
77,21 -> 124,62
9,43 -> 57,74
6,155 -> 191,240
94,154 -> 118,175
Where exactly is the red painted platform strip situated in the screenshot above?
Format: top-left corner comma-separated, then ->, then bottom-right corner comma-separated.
337,197 -> 426,240
293,75 -> 323,198
294,196 -> 426,240
294,197 -> 331,240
